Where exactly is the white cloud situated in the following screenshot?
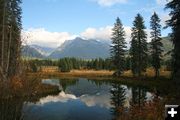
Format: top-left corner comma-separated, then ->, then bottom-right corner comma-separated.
156,0 -> 171,5
93,0 -> 127,6
22,26 -> 151,48
22,28 -> 77,48
80,25 -> 136,44
160,14 -> 170,27
146,29 -> 151,42
124,26 -> 132,43
80,26 -> 113,40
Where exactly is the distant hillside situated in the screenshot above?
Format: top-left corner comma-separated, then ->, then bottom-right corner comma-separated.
30,45 -> 54,56
161,37 -> 173,60
21,37 -> 173,60
147,36 -> 172,60
21,45 -> 44,58
161,37 -> 173,53
48,37 -> 110,59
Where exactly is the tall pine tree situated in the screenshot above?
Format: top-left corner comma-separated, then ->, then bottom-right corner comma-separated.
111,17 -> 126,76
150,12 -> 163,78
166,0 -> 180,81
130,14 -> 148,77
0,0 -> 22,80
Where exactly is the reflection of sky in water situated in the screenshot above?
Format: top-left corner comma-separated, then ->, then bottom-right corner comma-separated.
23,91 -> 112,120
35,91 -> 112,109
42,79 -> 62,90
23,78 -> 153,120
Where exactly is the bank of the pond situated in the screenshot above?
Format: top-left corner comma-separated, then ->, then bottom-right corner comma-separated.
27,69 -> 172,88
28,70 -> 114,79
28,69 -> 170,78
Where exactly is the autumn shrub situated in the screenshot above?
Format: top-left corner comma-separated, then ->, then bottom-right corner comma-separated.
117,98 -> 164,120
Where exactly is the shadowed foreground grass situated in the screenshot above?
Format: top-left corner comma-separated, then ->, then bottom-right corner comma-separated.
0,75 -> 60,120
116,97 -> 165,120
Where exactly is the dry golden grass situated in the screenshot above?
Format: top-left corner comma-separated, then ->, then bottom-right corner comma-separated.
123,67 -> 171,78
28,69 -> 114,79
70,69 -> 113,75
29,67 -> 171,80
123,70 -> 133,77
40,66 -> 59,72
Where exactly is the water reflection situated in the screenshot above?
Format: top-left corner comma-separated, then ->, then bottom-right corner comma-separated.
110,83 -> 126,120
0,78 -> 171,120
0,79 -> 60,120
38,91 -> 77,104
131,87 -> 147,107
22,78 -> 155,120
0,97 -> 24,120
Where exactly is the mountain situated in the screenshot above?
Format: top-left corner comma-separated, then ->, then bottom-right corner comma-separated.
21,37 -> 173,60
30,45 -> 54,56
48,37 -> 110,59
161,37 -> 173,53
146,36 -> 172,60
161,37 -> 173,60
21,45 -> 44,58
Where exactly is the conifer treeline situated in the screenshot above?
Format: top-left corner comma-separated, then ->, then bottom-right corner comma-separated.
165,0 -> 180,81
26,56 -> 132,72
111,13 -> 162,77
26,58 -> 131,72
26,58 -> 113,72
111,0 -> 180,80
0,0 -> 22,80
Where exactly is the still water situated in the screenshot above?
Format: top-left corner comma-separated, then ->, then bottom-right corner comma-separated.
21,78 -> 154,120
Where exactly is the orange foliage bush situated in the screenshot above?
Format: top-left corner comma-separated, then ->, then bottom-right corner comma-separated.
117,98 -> 164,120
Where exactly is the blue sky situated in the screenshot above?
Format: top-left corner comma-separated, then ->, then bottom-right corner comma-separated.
22,0 -> 171,48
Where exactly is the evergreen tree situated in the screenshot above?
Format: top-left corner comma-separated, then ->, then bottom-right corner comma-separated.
0,0 -> 22,80
125,56 -> 131,70
130,14 -> 148,77
150,12 -> 163,78
165,0 -> 180,81
29,60 -> 38,72
111,17 -> 126,76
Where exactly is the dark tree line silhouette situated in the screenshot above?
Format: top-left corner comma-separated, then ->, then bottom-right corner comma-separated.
0,0 -> 22,80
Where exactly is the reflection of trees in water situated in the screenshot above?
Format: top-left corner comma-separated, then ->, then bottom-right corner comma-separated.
110,83 -> 126,120
131,86 -> 146,107
110,84 -> 148,120
0,78 -> 60,120
88,79 -> 103,87
59,79 -> 78,91
115,86 -> 165,120
88,79 -> 111,87
0,83 -> 26,120
0,97 -> 24,120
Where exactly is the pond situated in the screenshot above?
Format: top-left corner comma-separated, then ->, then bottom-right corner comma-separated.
1,77 -> 179,120
21,78 -> 156,120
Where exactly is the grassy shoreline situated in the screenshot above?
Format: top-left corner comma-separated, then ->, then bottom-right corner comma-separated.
28,69 -> 171,79
28,70 -> 114,79
27,69 -> 172,87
